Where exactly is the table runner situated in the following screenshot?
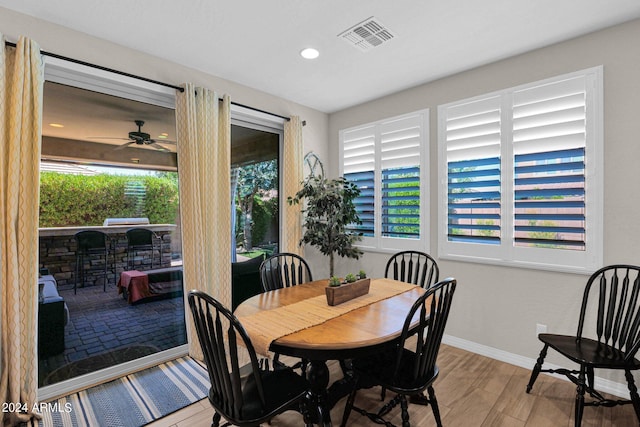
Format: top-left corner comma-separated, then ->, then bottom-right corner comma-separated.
237,279 -> 418,356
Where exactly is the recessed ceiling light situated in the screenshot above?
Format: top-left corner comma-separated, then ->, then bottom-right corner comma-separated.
300,48 -> 319,59
49,123 -> 64,128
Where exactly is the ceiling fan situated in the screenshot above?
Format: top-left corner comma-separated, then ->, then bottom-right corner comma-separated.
90,120 -> 176,151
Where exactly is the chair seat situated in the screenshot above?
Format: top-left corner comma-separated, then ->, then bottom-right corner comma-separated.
539,333 -> 640,369
209,366 -> 309,425
353,347 -> 439,394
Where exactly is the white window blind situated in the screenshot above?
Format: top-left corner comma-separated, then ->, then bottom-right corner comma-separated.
438,67 -> 602,273
341,109 -> 429,252
342,125 -> 376,237
445,96 -> 502,244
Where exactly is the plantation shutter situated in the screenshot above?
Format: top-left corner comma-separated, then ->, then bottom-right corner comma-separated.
512,76 -> 587,250
444,96 -> 502,244
343,125 -> 375,236
380,114 -> 422,239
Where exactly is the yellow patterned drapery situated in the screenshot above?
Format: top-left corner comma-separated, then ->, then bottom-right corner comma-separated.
282,116 -> 304,255
0,36 -> 44,425
176,84 -> 231,358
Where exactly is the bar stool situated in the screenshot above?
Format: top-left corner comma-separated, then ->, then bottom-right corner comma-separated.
74,230 -> 109,294
126,228 -> 159,270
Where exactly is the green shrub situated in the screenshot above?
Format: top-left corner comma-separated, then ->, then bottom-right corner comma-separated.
39,172 -> 179,227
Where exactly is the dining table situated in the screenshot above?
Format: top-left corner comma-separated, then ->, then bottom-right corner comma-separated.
234,277 -> 425,426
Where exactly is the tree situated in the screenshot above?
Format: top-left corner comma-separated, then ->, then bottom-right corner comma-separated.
288,176 -> 363,277
235,160 -> 277,250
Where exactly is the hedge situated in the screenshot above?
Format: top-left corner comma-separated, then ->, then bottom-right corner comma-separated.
39,172 -> 179,227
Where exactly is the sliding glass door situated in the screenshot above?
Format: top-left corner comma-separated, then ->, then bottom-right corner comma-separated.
38,76 -> 186,399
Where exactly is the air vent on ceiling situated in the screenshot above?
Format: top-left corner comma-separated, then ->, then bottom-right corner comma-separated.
339,16 -> 396,52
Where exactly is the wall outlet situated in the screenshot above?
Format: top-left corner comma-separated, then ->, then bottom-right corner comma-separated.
536,323 -> 547,335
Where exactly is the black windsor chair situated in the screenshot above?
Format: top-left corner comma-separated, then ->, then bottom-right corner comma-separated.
188,290 -> 311,427
385,250 -> 439,289
259,252 -> 313,373
526,265 -> 640,426
340,278 -> 457,427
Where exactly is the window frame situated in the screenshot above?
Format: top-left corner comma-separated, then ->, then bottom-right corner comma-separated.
437,66 -> 603,274
339,109 -> 430,254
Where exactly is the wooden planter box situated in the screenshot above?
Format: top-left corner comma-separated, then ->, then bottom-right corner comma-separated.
325,278 -> 371,306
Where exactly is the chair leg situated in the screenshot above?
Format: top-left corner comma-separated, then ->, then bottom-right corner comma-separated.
427,385 -> 443,427
625,369 -> 640,423
399,395 -> 410,427
575,365 -> 586,427
586,366 -> 595,392
211,412 -> 221,427
74,255 -> 79,294
526,344 -> 549,393
340,388 -> 357,427
103,249 -> 107,292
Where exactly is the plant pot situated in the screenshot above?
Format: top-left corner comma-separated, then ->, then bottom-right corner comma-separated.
325,278 -> 371,306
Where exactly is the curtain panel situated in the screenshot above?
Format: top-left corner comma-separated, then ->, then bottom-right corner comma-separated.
176,84 -> 232,359
283,116 -> 304,255
0,35 -> 44,425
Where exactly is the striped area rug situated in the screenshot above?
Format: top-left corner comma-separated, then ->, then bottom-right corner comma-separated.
38,357 -> 210,427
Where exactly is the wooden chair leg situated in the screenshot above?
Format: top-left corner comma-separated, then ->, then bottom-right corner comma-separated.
340,388 -> 357,427
212,412 -> 221,427
527,344 -> 549,393
427,385 -> 443,427
625,369 -> 640,422
574,366 -> 586,427
399,395 -> 410,427
586,366 -> 595,391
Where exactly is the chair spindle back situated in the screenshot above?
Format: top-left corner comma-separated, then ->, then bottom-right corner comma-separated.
577,265 -> 640,361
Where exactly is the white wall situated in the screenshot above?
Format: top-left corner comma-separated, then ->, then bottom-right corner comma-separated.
325,19 -> 640,386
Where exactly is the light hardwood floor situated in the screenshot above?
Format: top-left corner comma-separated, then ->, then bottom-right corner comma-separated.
147,345 -> 637,426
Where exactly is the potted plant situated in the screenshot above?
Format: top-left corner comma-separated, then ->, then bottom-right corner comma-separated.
324,270 -> 371,306
288,176 -> 363,277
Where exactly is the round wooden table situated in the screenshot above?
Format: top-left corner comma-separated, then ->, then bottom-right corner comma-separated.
235,278 -> 425,426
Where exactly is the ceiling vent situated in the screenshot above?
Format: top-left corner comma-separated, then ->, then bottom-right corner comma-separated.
339,16 -> 396,52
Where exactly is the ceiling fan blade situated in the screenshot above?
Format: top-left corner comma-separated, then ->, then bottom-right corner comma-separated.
114,141 -> 136,151
88,136 -> 131,140
149,142 -> 170,152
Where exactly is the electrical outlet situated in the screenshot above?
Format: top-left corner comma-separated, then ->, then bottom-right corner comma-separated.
536,323 -> 547,335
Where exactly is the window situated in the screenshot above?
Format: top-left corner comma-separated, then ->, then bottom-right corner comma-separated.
340,109 -> 429,253
438,67 -> 603,273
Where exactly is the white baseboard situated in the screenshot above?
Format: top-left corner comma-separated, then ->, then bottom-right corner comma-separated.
442,334 -> 630,399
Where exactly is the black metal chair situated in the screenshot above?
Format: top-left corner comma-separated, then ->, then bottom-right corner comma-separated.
260,252 -> 313,292
74,230 -> 110,294
385,250 -> 439,289
340,278 -> 457,427
526,265 -> 640,427
188,290 -> 311,427
126,228 -> 159,270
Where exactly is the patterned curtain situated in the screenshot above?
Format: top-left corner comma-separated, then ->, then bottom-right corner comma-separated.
0,36 -> 44,425
176,84 -> 231,358
282,116 -> 304,255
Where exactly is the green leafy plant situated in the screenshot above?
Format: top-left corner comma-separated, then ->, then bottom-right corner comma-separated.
39,172 -> 179,227
345,273 -> 357,283
328,276 -> 342,287
358,270 -> 366,279
288,176 -> 363,277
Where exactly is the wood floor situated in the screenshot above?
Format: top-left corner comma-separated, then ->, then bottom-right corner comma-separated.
147,345 -> 638,426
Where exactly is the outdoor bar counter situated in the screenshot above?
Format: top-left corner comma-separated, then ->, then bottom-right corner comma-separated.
39,224 -> 177,289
